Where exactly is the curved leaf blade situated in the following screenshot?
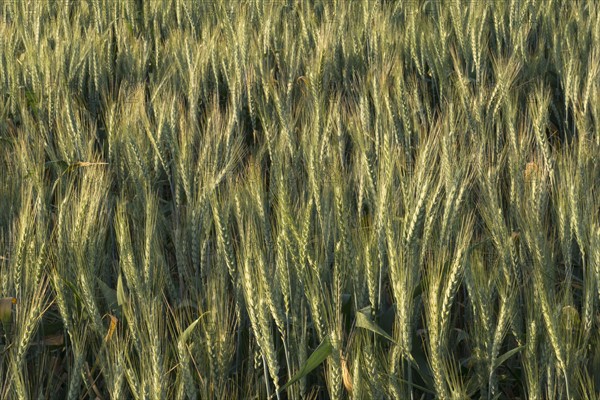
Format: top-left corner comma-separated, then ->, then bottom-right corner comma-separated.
356,306 -> 397,344
278,336 -> 333,393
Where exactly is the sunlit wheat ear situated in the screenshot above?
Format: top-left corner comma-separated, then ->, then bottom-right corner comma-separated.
1,0 -> 599,397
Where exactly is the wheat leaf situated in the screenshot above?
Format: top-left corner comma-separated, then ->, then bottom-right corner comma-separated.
278,336 -> 333,393
116,274 -> 129,308
179,313 -> 208,344
356,306 -> 397,344
492,345 -> 524,371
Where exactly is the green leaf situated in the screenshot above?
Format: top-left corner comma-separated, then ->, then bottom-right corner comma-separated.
395,377 -> 436,394
278,336 -> 333,393
412,283 -> 423,299
0,297 -> 15,324
96,278 -> 121,318
0,297 -> 16,338
341,293 -> 352,311
179,312 -> 208,345
410,339 -> 435,388
492,345 -> 524,371
45,160 -> 69,172
379,303 -> 396,333
452,328 -> 469,348
356,306 -> 397,344
116,274 -> 129,308
62,278 -> 83,304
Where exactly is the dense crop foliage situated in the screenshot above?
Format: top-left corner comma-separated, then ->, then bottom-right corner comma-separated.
1,0 -> 599,398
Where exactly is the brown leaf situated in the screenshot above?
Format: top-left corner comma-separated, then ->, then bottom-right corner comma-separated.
341,352 -> 353,395
524,161 -> 539,181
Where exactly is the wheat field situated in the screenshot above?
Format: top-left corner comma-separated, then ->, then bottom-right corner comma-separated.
1,0 -> 599,399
